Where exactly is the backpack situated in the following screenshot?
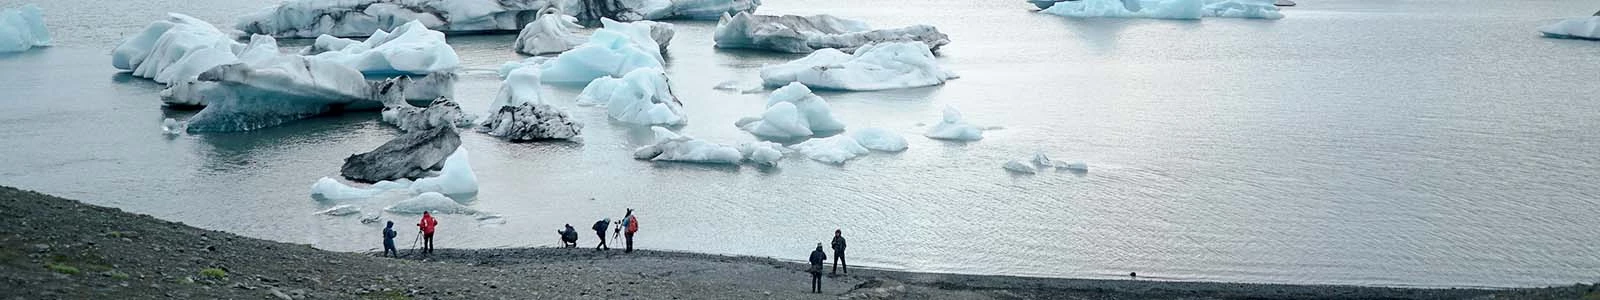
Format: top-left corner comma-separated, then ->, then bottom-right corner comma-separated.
625,216 -> 639,234
592,220 -> 608,232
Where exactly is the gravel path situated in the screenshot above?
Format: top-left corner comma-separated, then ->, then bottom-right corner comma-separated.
0,185 -> 1590,299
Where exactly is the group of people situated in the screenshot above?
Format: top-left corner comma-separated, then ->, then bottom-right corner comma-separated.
807,229 -> 849,293
383,209 -> 641,258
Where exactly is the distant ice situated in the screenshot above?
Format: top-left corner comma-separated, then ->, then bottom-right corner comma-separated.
739,141 -> 786,165
409,146 -> 479,200
576,68 -> 687,126
514,7 -> 587,56
633,126 -> 744,164
851,128 -> 908,152
0,4 -> 51,53
1041,0 -> 1282,20
1003,159 -> 1037,174
924,106 -> 984,141
736,83 -> 845,139
1539,16 -> 1600,41
1062,161 -> 1089,172
315,204 -> 363,216
760,42 -> 958,91
386,192 -> 475,214
303,20 -> 461,76
1026,151 -> 1090,172
790,135 -> 869,164
714,12 -> 948,54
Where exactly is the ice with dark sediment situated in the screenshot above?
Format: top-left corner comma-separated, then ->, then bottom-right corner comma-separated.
234,0 -> 755,38
714,12 -> 948,54
760,41 -> 957,91
479,102 -> 584,140
514,7 -> 588,56
340,125 -> 463,182
381,97 -> 475,132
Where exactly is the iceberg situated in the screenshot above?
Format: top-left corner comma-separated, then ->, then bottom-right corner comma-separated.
1539,16 -> 1600,41
409,146 -> 479,199
1032,152 -> 1056,167
714,12 -> 948,54
789,135 -> 869,164
235,0 -> 744,38
660,0 -> 760,20
1201,0 -> 1284,19
183,54 -> 394,132
479,102 -> 584,140
315,204 -> 363,216
161,118 -> 184,135
382,97 -> 473,132
850,128 -> 908,152
1041,0 -> 1283,20
311,177 -> 385,200
738,141 -> 785,165
303,20 -> 461,76
386,192 -> 475,214
537,19 -> 668,83
112,13 -> 243,85
632,126 -> 743,164
735,82 -> 845,139
924,105 -> 984,141
1062,161 -> 1089,172
570,0 -> 758,25
760,42 -> 957,91
576,68 -> 687,126
0,4 -> 50,53
341,125 -> 463,182
1003,159 -> 1037,174
489,62 -> 546,110
514,7 -> 587,56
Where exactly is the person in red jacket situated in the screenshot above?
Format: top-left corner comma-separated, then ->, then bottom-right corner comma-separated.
418,211 -> 438,255
622,209 -> 638,253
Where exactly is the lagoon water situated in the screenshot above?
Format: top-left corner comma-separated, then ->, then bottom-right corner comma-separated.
3,0 -> 1599,288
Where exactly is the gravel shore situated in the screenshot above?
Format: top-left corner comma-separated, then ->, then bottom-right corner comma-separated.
0,185 -> 1591,299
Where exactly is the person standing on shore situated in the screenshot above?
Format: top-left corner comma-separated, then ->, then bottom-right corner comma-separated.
593,218 -> 611,251
809,243 -> 827,293
382,221 -> 398,258
418,211 -> 438,255
831,229 -> 847,274
622,209 -> 639,253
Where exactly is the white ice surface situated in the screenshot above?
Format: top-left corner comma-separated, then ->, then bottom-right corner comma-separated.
850,128 -> 908,152
386,192 -> 475,214
1042,0 -> 1283,20
514,8 -> 586,55
714,12 -> 947,54
537,19 -> 668,84
112,13 -> 242,85
736,83 -> 845,139
576,68 -> 686,126
0,4 -> 51,53
307,20 -> 460,75
633,126 -> 744,164
1004,159 -> 1037,174
739,141 -> 785,165
1539,16 -> 1600,40
789,135 -> 869,164
760,42 -> 957,91
410,146 -> 479,199
924,105 -> 984,141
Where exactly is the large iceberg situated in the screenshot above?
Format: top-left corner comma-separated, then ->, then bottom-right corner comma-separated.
576,68 -> 687,126
760,42 -> 958,91
409,146 -> 479,199
632,126 -> 743,164
536,18 -> 669,83
0,4 -> 51,53
714,12 -> 948,54
236,0 -> 754,38
302,20 -> 461,75
1041,0 -> 1283,20
183,54 -> 393,132
112,13 -> 243,85
734,82 -> 845,139
850,128 -> 908,152
514,7 -> 587,55
341,124 -> 463,182
1539,16 -> 1600,41
569,0 -> 759,25
924,106 -> 984,141
789,135 -> 869,164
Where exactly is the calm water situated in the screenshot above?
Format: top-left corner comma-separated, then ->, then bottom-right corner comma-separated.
3,0 -> 1598,288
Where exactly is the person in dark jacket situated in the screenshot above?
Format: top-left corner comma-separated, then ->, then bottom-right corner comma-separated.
382,221 -> 398,258
592,218 -> 611,251
809,243 -> 827,293
831,229 -> 847,274
558,224 -> 579,248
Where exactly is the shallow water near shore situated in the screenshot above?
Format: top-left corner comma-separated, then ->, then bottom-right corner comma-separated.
2,0 -> 1599,288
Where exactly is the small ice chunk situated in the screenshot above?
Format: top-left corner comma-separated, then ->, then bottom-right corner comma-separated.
359,213 -> 382,224
633,126 -> 743,164
760,42 -> 958,91
1061,161 -> 1089,172
739,141 -> 786,165
1539,16 -> 1600,41
311,177 -> 382,201
161,118 -> 184,135
714,12 -> 948,54
514,8 -> 586,56
0,4 -> 51,53
1032,152 -> 1055,167
1004,160 -> 1037,174
924,106 -> 984,141
315,204 -> 362,216
576,68 -> 686,126
850,128 -> 908,152
409,146 -> 478,199
790,135 -> 870,164
386,192 -> 474,214
1041,0 -> 1283,20
737,83 -> 846,139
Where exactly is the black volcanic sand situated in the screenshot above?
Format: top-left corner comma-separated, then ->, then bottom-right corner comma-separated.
1,185 -> 1592,299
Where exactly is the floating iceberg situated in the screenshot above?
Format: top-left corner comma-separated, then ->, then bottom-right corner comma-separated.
183,54 -> 392,132
1032,152 -> 1056,167
738,141 -> 785,165
479,102 -> 584,140
382,97 -> 473,132
161,118 -> 184,135
514,7 -> 587,55
851,128 -> 908,152
311,177 -> 385,201
1539,16 -> 1600,41
660,0 -> 761,20
924,106 -> 984,141
1041,0 -> 1282,20
237,0 -> 753,38
341,125 -> 463,182
303,20 -> 461,76
789,135 -> 869,164
735,82 -> 844,139
1003,159 -> 1037,174
490,62 -> 546,110
760,42 -> 957,91
409,146 -> 479,199
714,12 -> 948,54
1062,161 -> 1089,172
386,192 -> 475,214
315,204 -> 363,216
632,126 -> 743,164
576,68 -> 687,126
0,4 -> 51,53
537,19 -> 669,83
112,13 -> 243,85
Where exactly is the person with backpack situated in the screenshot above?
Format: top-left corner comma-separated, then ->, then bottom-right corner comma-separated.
417,211 -> 438,255
592,218 -> 611,251
558,224 -> 579,247
622,209 -> 638,253
831,229 -> 847,274
808,243 -> 827,293
382,221 -> 398,258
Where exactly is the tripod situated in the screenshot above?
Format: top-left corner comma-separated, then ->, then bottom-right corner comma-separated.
409,230 -> 423,257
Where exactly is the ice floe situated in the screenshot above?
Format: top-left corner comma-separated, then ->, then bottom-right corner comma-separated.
382,97 -> 474,132
515,7 -> 587,55
479,102 -> 584,140
535,20 -> 667,84
850,128 -> 908,152
760,41 -> 957,91
315,204 -> 364,216
236,0 -> 753,38
386,192 -> 475,214
714,12 -> 947,54
112,13 -> 242,85
161,118 -> 184,135
738,141 -> 786,165
924,105 -> 984,141
735,82 -> 845,139
633,126 -> 743,164
1041,0 -> 1283,20
302,20 -> 461,76
409,146 -> 479,199
1003,159 -> 1037,174
182,54 -> 392,132
789,135 -> 869,164
576,68 -> 686,126
1539,16 -> 1600,41
0,4 -> 51,53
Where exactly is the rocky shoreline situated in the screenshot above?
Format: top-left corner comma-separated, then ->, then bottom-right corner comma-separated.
0,185 -> 1592,299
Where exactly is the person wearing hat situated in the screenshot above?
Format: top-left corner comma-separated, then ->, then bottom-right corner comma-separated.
382,221 -> 398,257
808,243 -> 827,293
622,209 -> 639,253
592,218 -> 611,251
831,229 -> 847,274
